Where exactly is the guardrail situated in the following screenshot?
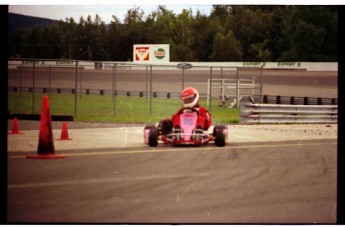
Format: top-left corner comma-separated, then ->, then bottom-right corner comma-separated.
262,95 -> 338,105
240,102 -> 338,124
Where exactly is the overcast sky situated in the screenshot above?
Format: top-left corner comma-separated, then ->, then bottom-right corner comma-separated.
8,0 -> 212,24
7,0 -> 340,24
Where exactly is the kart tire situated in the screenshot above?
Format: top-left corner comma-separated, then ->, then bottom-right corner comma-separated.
214,125 -> 227,147
145,126 -> 158,147
158,119 -> 173,135
144,125 -> 157,131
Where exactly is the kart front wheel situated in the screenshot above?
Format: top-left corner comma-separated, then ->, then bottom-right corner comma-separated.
213,125 -> 227,147
144,125 -> 158,147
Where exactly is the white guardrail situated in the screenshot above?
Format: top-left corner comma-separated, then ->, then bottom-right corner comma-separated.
240,103 -> 338,124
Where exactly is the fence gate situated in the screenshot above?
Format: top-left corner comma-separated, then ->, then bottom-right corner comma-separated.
207,67 -> 263,108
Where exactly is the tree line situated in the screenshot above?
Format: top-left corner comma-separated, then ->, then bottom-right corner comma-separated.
8,5 -> 338,62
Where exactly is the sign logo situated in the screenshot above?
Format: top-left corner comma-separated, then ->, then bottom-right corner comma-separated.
154,48 -> 166,60
135,47 -> 150,61
133,44 -> 169,62
177,63 -> 193,70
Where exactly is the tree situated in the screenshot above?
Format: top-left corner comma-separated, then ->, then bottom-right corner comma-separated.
174,9 -> 194,61
267,6 -> 290,61
107,15 -> 127,60
288,6 -> 337,61
230,6 -> 273,61
210,5 -> 231,27
147,5 -> 176,44
248,41 -> 272,61
8,5 -> 338,62
89,14 -> 109,61
268,6 -> 337,61
123,6 -> 147,60
192,11 -> 223,61
211,31 -> 243,61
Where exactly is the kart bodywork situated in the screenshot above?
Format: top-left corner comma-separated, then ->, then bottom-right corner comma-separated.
144,110 -> 228,147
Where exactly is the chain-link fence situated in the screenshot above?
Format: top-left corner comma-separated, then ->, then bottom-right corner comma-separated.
8,59 -> 263,119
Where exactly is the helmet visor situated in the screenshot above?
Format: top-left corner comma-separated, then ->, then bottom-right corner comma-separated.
182,95 -> 196,105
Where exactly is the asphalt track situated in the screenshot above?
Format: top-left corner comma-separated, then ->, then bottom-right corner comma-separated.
7,68 -> 338,223
7,121 -> 337,224
7,140 -> 337,224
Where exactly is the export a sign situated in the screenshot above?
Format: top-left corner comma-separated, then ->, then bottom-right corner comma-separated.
133,44 -> 170,63
243,62 -> 302,68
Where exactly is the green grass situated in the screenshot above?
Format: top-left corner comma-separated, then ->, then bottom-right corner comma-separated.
8,92 -> 240,124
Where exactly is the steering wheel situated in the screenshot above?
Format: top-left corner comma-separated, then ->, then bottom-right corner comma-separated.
181,107 -> 199,116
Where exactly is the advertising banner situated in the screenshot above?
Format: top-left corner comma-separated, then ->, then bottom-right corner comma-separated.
133,44 -> 170,63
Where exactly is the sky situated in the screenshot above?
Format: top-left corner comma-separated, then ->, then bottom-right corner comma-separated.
8,5 -> 213,24
7,0 -> 342,24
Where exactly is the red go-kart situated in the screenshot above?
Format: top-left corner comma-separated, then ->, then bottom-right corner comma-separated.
144,108 -> 228,147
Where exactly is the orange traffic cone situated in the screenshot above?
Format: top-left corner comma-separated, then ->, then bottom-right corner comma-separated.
26,96 -> 66,159
58,122 -> 72,140
8,118 -> 23,134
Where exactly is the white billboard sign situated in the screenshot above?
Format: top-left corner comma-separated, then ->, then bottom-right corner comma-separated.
133,44 -> 170,63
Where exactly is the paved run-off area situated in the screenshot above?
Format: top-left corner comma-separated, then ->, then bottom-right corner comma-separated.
7,120 -> 337,152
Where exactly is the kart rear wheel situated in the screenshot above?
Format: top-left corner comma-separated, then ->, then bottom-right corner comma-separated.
213,125 -> 227,147
158,119 -> 173,135
144,125 -> 158,147
144,125 -> 156,131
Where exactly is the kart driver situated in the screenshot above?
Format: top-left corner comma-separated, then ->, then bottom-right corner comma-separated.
158,87 -> 212,134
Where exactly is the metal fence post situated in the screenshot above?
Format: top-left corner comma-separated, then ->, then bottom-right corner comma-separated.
19,64 -> 22,97
80,65 -> 83,99
220,67 -> 223,101
221,78 -> 225,104
48,65 -> 51,97
74,61 -> 78,117
236,67 -> 239,108
145,66 -> 148,103
260,66 -> 263,103
113,64 -> 117,116
207,78 -> 210,107
32,60 -> 35,114
150,65 -> 153,115
182,68 -> 185,90
209,67 -> 212,112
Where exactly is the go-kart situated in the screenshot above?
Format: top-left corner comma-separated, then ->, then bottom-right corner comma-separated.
144,108 -> 228,147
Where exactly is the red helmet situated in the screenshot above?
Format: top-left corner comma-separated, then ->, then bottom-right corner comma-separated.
180,87 -> 200,108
